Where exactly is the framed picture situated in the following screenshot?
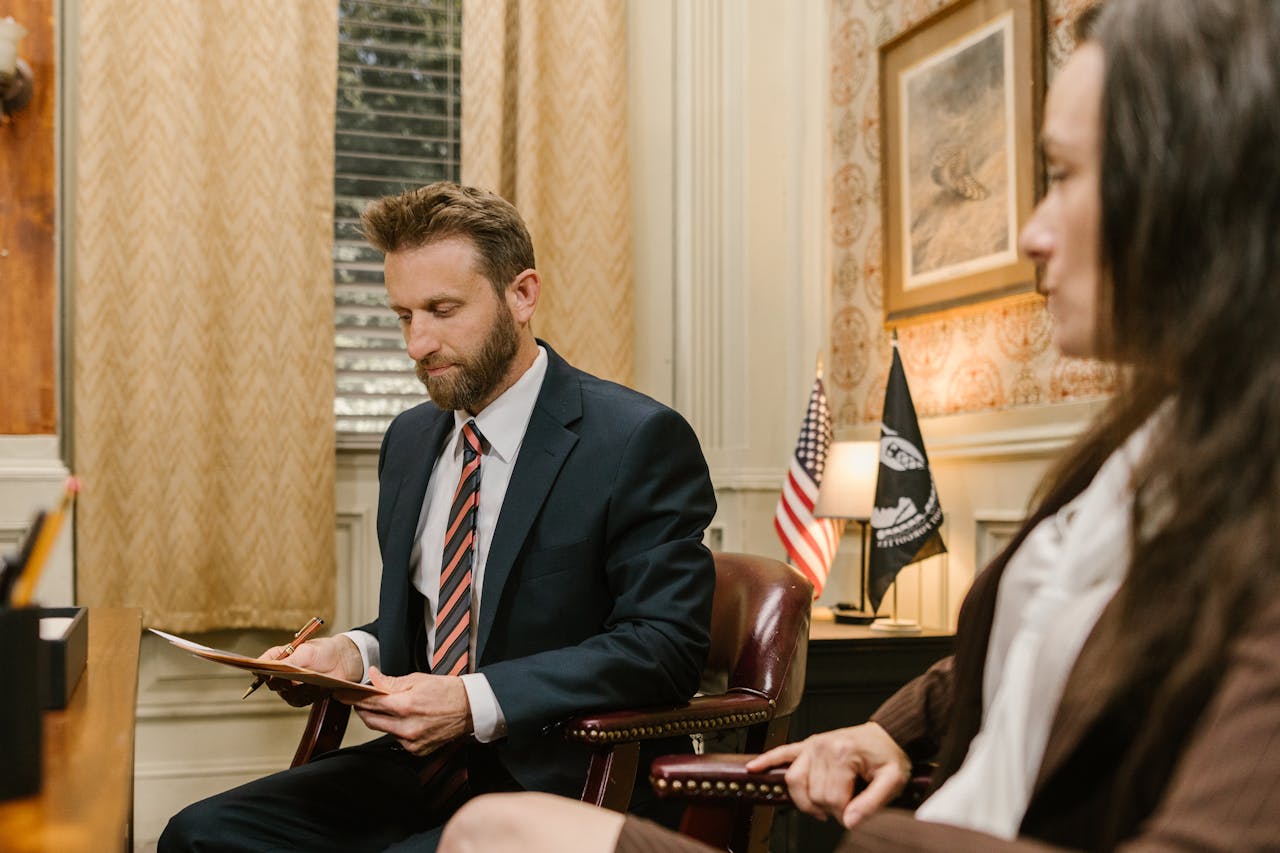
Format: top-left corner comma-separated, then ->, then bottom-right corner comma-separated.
879,0 -> 1044,323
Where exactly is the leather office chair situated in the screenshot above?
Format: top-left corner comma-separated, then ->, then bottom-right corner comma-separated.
560,552 -> 812,852
290,550 -> 814,851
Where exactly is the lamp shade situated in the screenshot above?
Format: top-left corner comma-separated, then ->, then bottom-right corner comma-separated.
815,441 -> 879,521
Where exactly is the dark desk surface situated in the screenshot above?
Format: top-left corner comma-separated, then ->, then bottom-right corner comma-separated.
0,607 -> 141,853
810,618 -> 955,641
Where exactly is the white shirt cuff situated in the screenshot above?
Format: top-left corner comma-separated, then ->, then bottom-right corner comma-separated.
460,673 -> 508,743
341,630 -> 380,683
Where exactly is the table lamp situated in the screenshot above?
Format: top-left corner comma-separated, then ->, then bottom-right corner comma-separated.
814,441 -> 880,624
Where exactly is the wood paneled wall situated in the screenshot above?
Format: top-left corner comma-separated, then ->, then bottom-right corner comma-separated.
0,0 -> 56,435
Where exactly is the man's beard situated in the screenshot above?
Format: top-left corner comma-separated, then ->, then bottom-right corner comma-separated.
415,304 -> 521,413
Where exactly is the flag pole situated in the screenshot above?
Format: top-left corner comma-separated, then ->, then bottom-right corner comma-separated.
871,573 -> 921,633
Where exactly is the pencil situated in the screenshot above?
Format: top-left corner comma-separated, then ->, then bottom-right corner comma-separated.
241,616 -> 325,699
11,477 -> 80,607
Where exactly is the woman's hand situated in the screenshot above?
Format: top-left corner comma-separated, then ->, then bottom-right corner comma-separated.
746,722 -> 911,829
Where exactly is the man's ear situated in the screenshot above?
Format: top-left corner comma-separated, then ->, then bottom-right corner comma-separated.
507,269 -> 540,324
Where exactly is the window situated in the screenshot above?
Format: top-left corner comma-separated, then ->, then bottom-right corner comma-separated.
334,0 -> 461,440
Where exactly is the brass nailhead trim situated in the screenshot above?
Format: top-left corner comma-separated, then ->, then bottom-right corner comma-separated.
567,708 -> 772,743
652,775 -> 790,802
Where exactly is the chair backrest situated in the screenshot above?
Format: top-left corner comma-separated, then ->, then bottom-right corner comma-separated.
703,552 -> 813,718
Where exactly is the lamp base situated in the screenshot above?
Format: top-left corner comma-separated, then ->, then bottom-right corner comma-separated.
870,617 -> 921,634
832,603 -> 877,625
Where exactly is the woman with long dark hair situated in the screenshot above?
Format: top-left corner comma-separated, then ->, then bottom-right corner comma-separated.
438,1 -> 1280,850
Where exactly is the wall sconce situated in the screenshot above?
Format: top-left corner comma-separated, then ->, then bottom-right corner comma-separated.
0,17 -> 33,121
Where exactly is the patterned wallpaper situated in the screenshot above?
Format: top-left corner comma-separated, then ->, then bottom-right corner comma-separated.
827,0 -> 1115,428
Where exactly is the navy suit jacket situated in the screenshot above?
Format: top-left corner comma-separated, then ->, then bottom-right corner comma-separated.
356,343 -> 717,796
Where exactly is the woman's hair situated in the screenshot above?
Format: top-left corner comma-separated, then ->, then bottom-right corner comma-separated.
937,1 -> 1280,844
1091,0 -> 1280,839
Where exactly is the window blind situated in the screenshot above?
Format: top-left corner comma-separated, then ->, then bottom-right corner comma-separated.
334,0 -> 461,440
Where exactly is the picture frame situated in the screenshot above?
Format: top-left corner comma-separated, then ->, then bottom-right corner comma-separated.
879,0 -> 1044,323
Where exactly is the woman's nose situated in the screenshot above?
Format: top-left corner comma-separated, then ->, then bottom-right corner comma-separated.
1018,208 -> 1053,266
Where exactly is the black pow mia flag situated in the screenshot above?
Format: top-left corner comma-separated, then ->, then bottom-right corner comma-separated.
868,339 -> 946,613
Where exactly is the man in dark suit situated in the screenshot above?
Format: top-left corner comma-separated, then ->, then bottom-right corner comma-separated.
159,182 -> 717,852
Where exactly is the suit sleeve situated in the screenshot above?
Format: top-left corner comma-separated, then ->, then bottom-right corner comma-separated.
870,655 -> 956,760
838,592 -> 1280,853
480,406 -> 717,739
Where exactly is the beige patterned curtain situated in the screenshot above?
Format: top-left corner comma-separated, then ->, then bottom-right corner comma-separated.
462,0 -> 634,384
73,0 -> 337,631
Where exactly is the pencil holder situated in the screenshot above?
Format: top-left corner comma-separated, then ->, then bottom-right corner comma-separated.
0,606 -> 42,800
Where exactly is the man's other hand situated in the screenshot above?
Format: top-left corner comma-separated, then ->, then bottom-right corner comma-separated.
347,668 -> 474,756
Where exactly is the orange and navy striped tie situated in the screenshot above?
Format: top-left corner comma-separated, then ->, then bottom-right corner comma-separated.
418,420 -> 483,807
434,420 -> 482,678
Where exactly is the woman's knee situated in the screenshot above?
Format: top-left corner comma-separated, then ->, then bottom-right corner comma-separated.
441,792 -> 622,853
441,793 -> 535,851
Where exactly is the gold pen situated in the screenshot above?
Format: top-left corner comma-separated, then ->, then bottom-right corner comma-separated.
241,616 -> 325,699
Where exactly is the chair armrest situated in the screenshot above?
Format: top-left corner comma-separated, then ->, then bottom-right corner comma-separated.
562,692 -> 774,745
291,695 -> 352,767
651,754 -> 789,805
649,753 -> 936,810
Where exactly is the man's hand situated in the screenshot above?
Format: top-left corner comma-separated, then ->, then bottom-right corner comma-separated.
346,668 -> 474,756
745,722 -> 910,829
263,635 -> 364,708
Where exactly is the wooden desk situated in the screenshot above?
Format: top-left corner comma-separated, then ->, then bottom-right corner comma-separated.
0,608 -> 142,853
771,620 -> 954,853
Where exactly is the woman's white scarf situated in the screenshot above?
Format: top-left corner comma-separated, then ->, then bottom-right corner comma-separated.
915,414 -> 1160,838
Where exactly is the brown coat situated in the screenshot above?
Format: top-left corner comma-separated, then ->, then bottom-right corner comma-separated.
856,575 -> 1280,851
617,552 -> 1280,853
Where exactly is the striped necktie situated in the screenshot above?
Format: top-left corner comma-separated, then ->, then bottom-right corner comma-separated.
434,419 -> 482,676
417,420 -> 482,809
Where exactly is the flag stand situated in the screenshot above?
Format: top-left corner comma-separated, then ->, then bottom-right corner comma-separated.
871,568 -> 921,634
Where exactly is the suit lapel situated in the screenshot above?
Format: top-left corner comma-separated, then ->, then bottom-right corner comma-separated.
388,412 -> 454,558
380,411 -> 453,671
476,348 -> 581,662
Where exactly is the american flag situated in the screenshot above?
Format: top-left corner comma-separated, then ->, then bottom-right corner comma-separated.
774,372 -> 844,597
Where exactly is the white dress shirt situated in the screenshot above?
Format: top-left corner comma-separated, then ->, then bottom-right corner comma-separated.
344,346 -> 549,743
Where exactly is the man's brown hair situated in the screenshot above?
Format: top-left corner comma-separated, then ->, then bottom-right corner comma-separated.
361,182 -> 536,296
